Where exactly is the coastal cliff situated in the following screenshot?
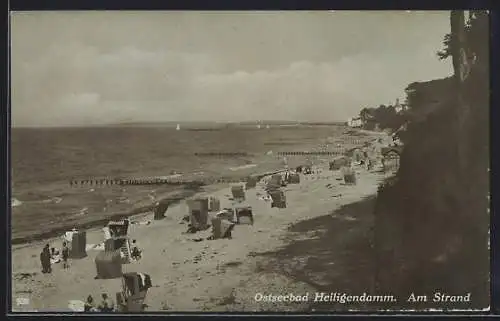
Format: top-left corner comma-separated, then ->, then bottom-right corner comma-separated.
373,10 -> 489,309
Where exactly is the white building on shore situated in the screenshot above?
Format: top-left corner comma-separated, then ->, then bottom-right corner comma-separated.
394,98 -> 408,114
347,116 -> 363,128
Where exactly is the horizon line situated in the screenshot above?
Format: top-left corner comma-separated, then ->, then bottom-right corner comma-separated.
12,120 -> 347,129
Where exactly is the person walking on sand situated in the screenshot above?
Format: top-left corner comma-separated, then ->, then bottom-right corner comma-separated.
40,244 -> 51,273
61,242 -> 70,269
366,157 -> 373,171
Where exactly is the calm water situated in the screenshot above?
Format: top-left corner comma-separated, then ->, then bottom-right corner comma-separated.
11,125 -> 340,239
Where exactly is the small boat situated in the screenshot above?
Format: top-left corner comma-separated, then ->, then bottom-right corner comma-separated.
176,124 -> 180,131
266,125 -> 270,129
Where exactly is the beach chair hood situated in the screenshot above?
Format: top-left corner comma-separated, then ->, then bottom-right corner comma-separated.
63,229 -> 87,259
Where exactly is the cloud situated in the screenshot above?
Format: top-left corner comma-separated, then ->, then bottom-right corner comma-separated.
61,93 -> 101,106
184,51 -> 451,122
11,36 -> 453,126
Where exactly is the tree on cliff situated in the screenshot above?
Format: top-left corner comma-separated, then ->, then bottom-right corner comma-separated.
437,10 -> 489,64
374,11 -> 489,308
358,104 -> 403,132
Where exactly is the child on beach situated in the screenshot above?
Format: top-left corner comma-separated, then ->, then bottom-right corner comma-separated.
61,242 -> 69,269
84,295 -> 97,312
131,240 -> 142,261
98,293 -> 115,312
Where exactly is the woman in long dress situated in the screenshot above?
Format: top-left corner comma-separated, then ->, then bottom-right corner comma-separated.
40,244 -> 51,273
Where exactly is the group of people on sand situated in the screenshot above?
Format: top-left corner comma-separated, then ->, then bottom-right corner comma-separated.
40,242 -> 70,273
84,293 -> 115,312
40,237 -> 142,274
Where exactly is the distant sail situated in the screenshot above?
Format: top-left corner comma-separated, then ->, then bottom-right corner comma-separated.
11,198 -> 22,207
266,125 -> 270,129
176,124 -> 180,130
257,124 -> 261,129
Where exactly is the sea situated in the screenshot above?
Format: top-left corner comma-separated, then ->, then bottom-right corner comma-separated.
11,124 -> 343,242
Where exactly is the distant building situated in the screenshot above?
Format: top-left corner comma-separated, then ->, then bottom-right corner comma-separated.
394,98 -> 408,114
347,116 -> 363,128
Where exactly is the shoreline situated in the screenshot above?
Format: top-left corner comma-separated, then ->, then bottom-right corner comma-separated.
11,127 -> 386,247
12,163 -> 385,311
12,168 -> 287,247
11,129 -> 390,312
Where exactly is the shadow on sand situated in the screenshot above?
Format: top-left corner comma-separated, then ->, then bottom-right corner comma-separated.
255,196 -> 382,312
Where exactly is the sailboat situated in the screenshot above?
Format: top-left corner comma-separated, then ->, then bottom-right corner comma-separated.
257,124 -> 261,129
266,124 -> 270,129
176,124 -> 180,131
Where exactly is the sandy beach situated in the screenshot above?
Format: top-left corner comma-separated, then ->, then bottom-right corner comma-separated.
11,130 -> 392,312
11,10 -> 490,313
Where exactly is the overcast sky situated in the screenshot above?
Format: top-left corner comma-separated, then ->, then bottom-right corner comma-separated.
11,11 -> 453,127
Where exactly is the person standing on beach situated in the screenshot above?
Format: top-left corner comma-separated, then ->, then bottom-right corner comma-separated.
61,242 -> 70,269
40,244 -> 51,273
366,157 -> 373,171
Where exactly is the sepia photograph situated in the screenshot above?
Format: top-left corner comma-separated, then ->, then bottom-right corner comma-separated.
10,10 -> 489,313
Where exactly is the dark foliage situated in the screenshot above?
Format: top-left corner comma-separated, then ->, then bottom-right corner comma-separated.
374,10 -> 489,309
358,104 -> 405,132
